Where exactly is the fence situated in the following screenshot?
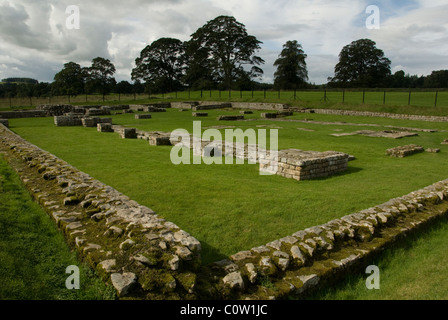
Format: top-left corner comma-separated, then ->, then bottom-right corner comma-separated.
1,89 -> 447,109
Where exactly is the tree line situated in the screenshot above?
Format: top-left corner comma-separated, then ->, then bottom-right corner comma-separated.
1,15 -> 448,100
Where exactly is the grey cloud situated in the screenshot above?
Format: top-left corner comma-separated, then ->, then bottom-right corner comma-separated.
0,1 -> 49,50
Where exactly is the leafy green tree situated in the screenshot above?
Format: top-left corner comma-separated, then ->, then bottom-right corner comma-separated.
131,38 -> 185,93
273,40 -> 308,90
331,39 -> 391,88
85,57 -> 116,100
53,62 -> 85,96
424,70 -> 448,88
183,39 -> 215,90
188,15 -> 264,90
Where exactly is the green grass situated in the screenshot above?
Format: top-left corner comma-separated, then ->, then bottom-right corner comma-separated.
2,90 -> 448,115
0,154 -> 116,300
8,109 -> 448,264
307,216 -> 448,300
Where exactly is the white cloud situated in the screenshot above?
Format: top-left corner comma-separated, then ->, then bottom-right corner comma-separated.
0,0 -> 446,85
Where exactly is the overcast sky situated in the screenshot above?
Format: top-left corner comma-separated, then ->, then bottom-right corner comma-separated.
0,0 -> 447,85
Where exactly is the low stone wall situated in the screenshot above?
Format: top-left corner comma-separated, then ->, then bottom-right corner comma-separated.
232,102 -> 290,111
261,149 -> 349,181
37,104 -> 74,116
0,123 -> 201,299
97,123 -> 114,133
0,110 -> 47,119
308,109 -> 448,123
386,145 -> 425,158
192,112 -> 208,117
193,103 -> 232,111
217,115 -> 244,121
261,111 -> 294,119
54,115 -> 83,127
82,117 -> 112,128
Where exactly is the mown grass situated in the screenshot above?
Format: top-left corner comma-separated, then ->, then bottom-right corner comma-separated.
0,154 -> 116,300
2,90 -> 448,116
9,109 -> 448,264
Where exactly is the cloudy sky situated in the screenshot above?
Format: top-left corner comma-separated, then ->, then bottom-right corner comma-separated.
0,0 -> 447,85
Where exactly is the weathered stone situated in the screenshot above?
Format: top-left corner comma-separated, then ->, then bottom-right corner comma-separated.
174,246 -> 193,261
245,263 -> 258,284
230,250 -> 253,262
222,272 -> 245,291
168,255 -> 180,271
290,246 -> 306,266
132,254 -> 155,266
111,272 -> 137,296
98,259 -> 117,273
119,239 -> 135,250
214,259 -> 239,274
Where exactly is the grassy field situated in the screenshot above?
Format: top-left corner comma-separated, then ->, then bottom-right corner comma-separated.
0,154 -> 115,300
1,89 -> 448,113
8,108 -> 448,265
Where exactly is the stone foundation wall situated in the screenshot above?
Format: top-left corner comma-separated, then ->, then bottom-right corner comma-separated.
307,108 -> 448,122
386,144 -> 425,158
0,110 -> 47,119
0,123 -> 202,299
54,115 -> 84,127
261,149 -> 349,181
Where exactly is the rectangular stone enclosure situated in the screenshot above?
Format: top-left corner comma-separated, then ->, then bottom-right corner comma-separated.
260,149 -> 349,181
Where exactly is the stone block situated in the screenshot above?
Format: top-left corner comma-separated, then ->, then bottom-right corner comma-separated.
97,123 -> 114,133
120,128 -> 137,139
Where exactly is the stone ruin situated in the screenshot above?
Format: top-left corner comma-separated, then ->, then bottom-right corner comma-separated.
386,144 -> 425,158
217,115 -> 245,121
3,120 -> 448,300
261,111 -> 294,119
260,149 -> 349,181
97,123 -> 114,133
331,130 -> 419,139
192,112 -> 208,117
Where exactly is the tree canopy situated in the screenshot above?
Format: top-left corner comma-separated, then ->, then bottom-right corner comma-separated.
331,39 -> 391,88
273,40 -> 308,90
85,57 -> 116,97
187,15 -> 264,90
53,62 -> 86,96
131,38 -> 185,93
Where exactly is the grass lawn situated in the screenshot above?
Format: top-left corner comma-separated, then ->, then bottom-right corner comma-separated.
0,154 -> 116,300
8,108 -> 448,264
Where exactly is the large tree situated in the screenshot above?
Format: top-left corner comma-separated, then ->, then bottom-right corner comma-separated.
273,40 -> 308,90
85,57 -> 116,99
53,62 -> 85,96
331,39 -> 391,88
188,15 -> 264,90
424,70 -> 448,88
131,38 -> 185,93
